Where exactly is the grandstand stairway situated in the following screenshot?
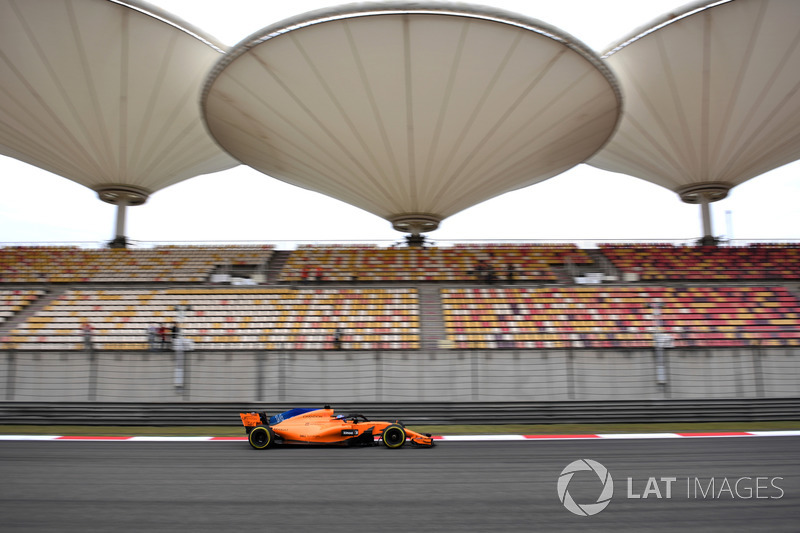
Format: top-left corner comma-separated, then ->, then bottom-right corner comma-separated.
562,249 -> 620,283
551,265 -> 574,285
266,250 -> 292,283
0,287 -> 65,336
587,249 -> 619,278
417,285 -> 446,350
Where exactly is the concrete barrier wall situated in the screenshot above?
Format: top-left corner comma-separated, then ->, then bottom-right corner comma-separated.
2,347 -> 798,402
668,349 -> 759,399
761,348 -> 800,397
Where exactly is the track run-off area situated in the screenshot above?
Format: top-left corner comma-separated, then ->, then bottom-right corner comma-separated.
1,432 -> 799,532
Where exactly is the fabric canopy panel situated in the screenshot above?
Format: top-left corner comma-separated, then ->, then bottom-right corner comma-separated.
0,0 -> 238,206
202,3 -> 621,234
588,0 -> 800,204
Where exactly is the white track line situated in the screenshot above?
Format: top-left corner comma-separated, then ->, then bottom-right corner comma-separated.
596,433 -> 684,439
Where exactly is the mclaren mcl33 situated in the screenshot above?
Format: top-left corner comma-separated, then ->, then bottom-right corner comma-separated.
240,406 -> 435,449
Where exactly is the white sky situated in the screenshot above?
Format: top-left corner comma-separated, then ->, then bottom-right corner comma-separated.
1,0 -> 798,246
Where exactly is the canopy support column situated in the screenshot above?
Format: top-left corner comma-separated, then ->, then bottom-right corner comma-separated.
96,185 -> 150,248
677,183 -> 731,247
390,214 -> 440,247
114,201 -> 128,243
700,194 -> 713,244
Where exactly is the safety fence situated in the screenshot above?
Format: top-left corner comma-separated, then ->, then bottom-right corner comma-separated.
2,346 -> 798,404
1,398 -> 799,426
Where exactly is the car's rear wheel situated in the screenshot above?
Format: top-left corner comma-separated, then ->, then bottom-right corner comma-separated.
248,426 -> 274,449
382,424 -> 406,449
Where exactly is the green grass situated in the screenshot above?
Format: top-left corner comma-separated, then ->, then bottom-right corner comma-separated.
0,421 -> 798,437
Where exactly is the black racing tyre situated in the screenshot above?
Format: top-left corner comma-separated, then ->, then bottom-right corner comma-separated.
382,424 -> 406,449
248,426 -> 274,449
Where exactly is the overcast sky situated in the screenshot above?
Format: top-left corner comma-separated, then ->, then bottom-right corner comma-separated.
1,0 -> 798,247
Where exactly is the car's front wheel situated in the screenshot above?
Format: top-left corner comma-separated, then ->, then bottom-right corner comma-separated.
248,426 -> 274,449
382,424 -> 406,449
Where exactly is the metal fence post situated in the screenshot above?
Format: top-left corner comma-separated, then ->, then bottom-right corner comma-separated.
88,349 -> 97,402
6,350 -> 15,401
753,340 -> 765,398
256,353 -> 264,402
279,351 -> 287,402
653,299 -> 667,385
375,351 -> 383,402
471,350 -> 479,401
566,348 -> 575,400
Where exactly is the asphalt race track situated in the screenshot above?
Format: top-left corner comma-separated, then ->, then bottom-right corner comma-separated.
1,437 -> 798,532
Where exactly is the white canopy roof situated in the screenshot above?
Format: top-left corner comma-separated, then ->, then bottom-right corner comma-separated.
588,0 -> 800,204
0,0 -> 238,207
202,2 -> 621,234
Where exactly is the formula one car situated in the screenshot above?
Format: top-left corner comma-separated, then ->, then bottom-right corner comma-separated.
240,406 -> 435,449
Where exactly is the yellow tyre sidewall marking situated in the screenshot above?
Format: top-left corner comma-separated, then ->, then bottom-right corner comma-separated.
384,426 -> 406,448
250,427 -> 271,449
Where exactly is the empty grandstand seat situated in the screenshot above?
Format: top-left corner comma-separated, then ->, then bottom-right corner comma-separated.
6,287 -> 420,351
0,245 -> 274,283
441,286 -> 800,349
278,243 -> 589,283
0,289 -> 44,324
599,243 -> 800,281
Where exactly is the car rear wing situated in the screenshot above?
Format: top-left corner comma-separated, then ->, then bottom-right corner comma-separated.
240,412 -> 263,428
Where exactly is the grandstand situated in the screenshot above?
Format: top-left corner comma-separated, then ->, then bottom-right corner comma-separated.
0,245 -> 274,284
2,243 -> 799,355
443,285 -> 800,350
9,287 -> 419,351
0,241 -> 798,406
600,244 -> 800,281
278,243 -> 590,283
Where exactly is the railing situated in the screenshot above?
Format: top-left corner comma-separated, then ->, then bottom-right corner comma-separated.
3,326 -> 800,352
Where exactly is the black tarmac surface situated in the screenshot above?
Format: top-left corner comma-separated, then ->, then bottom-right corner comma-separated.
1,437 -> 798,532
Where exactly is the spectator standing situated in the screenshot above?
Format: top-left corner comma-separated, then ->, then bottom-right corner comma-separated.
82,321 -> 93,351
475,260 -> 487,282
171,323 -> 180,350
333,327 -> 342,350
486,263 -> 496,284
158,324 -> 169,350
148,324 -> 158,350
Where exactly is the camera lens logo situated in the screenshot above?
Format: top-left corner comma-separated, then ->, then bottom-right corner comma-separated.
557,459 -> 614,516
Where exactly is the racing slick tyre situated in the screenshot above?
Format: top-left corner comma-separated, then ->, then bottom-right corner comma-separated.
382,424 -> 406,449
248,426 -> 275,449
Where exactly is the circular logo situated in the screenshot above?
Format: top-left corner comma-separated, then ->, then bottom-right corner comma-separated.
557,459 -> 614,516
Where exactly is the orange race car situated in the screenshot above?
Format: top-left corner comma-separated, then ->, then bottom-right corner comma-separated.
240,406 -> 435,449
